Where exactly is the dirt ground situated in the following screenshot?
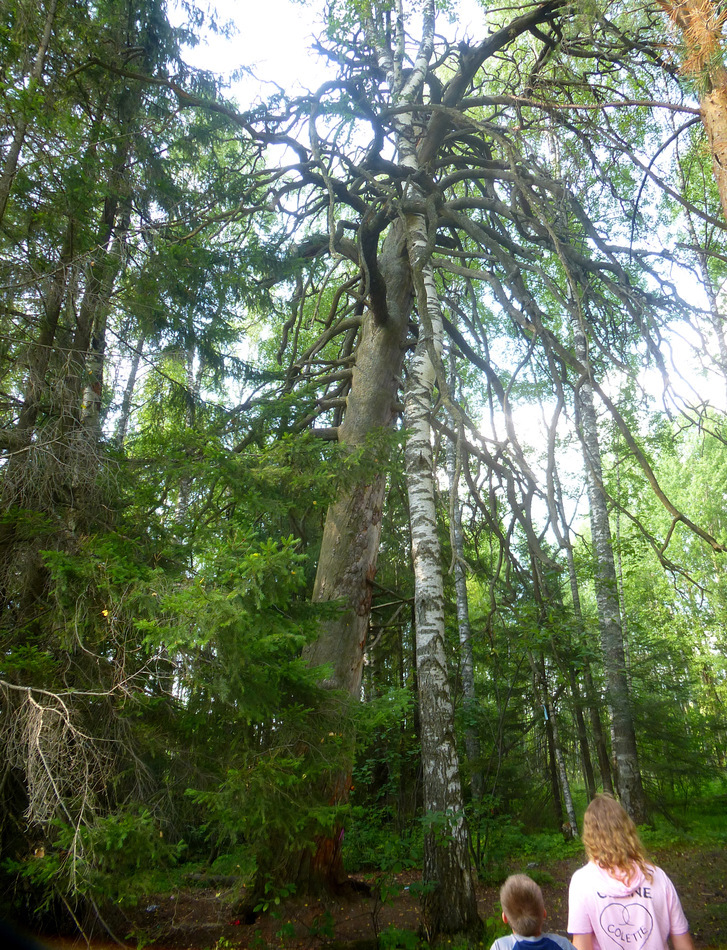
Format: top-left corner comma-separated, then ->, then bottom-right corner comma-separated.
37,844 -> 727,950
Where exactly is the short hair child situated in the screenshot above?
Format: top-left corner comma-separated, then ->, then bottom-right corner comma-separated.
500,873 -> 546,937
493,873 -> 576,950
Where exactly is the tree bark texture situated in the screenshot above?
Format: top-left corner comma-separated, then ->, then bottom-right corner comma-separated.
296,225 -> 412,891
405,318 -> 480,936
660,0 -> 727,222
304,224 -> 412,694
446,399 -> 483,802
403,92 -> 480,934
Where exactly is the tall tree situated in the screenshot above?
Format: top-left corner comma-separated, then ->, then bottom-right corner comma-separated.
572,315 -> 648,820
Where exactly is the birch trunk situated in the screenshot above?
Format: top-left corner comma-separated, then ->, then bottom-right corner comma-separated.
400,8 -> 479,920
446,369 -> 483,801
404,275 -> 480,936
573,320 -> 647,822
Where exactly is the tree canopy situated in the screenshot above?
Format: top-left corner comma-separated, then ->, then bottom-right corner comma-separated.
1,0 -> 726,941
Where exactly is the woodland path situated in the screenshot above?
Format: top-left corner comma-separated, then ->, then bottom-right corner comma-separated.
39,844 -> 727,950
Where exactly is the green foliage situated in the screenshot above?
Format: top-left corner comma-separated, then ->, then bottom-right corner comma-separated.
379,925 -> 423,950
254,881 -> 297,914
4,0 -> 727,937
344,809 -> 424,872
2,808 -> 185,912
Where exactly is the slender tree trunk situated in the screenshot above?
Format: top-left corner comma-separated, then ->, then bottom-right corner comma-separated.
567,667 -> 597,800
115,332 -> 146,448
81,213 -> 130,439
543,699 -> 564,828
446,362 -> 483,802
64,121 -> 135,431
584,664 -> 615,795
404,262 -> 480,940
0,0 -> 59,225
573,318 -> 647,821
534,654 -> 578,837
375,4 -> 479,929
552,471 -> 599,798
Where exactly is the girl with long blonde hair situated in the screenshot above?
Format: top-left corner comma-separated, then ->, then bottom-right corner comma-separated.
567,794 -> 694,950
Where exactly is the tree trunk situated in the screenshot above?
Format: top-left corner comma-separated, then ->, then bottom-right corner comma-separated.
115,332 -> 146,448
404,257 -> 480,941
401,38 -> 480,923
446,373 -> 483,802
660,0 -> 727,222
296,223 -> 413,890
552,471 -> 599,798
543,698 -> 564,829
584,664 -> 615,796
532,653 -> 578,837
567,667 -> 597,800
0,0 -> 59,225
573,318 -> 647,822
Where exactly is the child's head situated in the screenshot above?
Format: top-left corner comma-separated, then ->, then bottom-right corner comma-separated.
499,873 -> 545,937
582,793 -> 650,880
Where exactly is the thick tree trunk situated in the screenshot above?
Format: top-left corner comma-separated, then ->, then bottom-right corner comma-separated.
303,225 -> 412,693
660,0 -> 727,222
296,224 -> 412,890
573,320 -> 647,822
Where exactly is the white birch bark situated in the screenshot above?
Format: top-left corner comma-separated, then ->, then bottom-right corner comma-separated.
369,0 -> 479,934
404,256 -> 479,936
446,362 -> 483,802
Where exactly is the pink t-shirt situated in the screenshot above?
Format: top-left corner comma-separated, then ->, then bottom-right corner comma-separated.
567,862 -> 689,950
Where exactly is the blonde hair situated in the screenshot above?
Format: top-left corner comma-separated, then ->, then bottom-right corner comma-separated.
500,874 -> 545,937
582,793 -> 652,883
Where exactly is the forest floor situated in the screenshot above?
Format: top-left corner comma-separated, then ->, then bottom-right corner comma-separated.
38,844 -> 727,950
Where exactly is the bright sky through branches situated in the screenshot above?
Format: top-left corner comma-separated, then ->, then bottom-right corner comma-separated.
174,0 -> 486,105
170,0 -> 727,440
